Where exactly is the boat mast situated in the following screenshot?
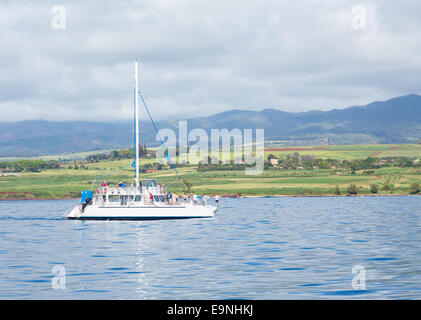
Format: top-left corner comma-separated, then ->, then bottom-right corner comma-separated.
135,60 -> 140,188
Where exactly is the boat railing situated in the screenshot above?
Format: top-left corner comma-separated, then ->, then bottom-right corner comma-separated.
141,186 -> 162,194
95,185 -> 166,196
96,186 -> 138,195
94,186 -> 211,207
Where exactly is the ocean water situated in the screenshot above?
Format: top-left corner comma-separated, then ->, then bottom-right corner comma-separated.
0,196 -> 421,299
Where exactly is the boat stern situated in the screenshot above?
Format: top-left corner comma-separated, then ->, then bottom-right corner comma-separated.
64,205 -> 82,219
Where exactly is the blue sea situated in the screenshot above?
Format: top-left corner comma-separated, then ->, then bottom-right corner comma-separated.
0,196 -> 421,299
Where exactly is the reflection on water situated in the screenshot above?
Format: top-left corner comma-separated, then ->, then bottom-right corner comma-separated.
0,196 -> 421,299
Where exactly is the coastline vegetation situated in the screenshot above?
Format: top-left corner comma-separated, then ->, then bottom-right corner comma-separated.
1,144 -> 421,200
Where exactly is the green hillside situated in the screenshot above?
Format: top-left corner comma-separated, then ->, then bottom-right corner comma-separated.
2,94 -> 421,156
1,144 -> 421,200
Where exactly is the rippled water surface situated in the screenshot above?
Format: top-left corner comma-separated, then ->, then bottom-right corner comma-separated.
1,196 -> 421,299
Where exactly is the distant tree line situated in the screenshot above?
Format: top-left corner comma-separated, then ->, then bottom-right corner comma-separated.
198,162 -> 271,171
332,181 -> 421,196
0,160 -> 60,173
198,154 -> 421,172
85,144 -> 152,162
266,153 -> 421,171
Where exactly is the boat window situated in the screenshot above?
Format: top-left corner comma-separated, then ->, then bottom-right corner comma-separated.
120,195 -> 128,205
154,196 -> 160,202
108,195 -> 119,203
134,195 -> 142,202
128,195 -> 134,202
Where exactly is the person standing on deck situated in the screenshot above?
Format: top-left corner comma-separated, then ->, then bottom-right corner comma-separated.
215,195 -> 219,206
101,181 -> 107,194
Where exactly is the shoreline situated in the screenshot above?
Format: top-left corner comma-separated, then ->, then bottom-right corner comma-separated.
227,193 -> 419,198
0,193 -> 418,201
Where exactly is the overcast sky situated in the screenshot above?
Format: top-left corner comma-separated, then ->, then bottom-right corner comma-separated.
0,0 -> 420,122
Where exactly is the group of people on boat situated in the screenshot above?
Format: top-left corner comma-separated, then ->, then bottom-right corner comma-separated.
146,192 -> 219,206
97,181 -> 219,206
98,180 -> 164,194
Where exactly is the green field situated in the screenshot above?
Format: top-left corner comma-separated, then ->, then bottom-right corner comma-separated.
0,149 -> 115,161
1,144 -> 421,200
264,144 -> 421,160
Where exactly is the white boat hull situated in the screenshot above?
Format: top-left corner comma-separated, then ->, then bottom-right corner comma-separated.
65,204 -> 217,220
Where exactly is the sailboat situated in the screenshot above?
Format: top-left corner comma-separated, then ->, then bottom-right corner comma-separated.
65,61 -> 217,220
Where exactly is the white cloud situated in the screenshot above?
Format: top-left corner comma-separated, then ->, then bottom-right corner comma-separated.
0,0 -> 420,121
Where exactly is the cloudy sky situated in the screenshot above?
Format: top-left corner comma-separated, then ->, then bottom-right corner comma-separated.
0,0 -> 420,122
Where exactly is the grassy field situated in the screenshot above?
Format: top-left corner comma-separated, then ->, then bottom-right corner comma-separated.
0,149 -> 115,161
1,143 -> 421,200
264,144 -> 421,160
145,166 -> 421,196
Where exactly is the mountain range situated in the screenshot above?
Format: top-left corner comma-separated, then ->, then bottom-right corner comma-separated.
1,94 -> 421,157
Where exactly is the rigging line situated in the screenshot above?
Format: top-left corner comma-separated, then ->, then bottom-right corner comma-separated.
138,90 -> 181,179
